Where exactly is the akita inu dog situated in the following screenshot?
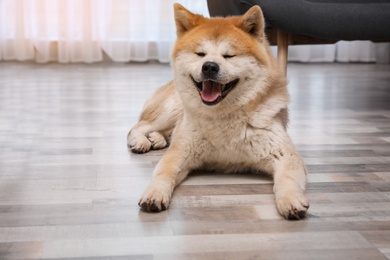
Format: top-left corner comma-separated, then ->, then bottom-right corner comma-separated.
128,4 -> 309,220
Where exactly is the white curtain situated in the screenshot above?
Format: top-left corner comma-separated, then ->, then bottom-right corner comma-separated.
271,42 -> 389,63
0,0 -> 388,63
0,0 -> 209,63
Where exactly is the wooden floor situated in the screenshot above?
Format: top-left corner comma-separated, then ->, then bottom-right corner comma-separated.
0,61 -> 389,259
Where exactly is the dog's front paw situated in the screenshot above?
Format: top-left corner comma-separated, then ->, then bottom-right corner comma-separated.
128,134 -> 152,154
275,191 -> 309,220
138,182 -> 172,212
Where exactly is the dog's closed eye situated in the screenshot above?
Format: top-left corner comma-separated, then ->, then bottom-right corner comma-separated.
195,52 -> 206,57
223,54 -> 235,59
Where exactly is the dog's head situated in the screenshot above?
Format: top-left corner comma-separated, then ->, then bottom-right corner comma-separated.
171,4 -> 281,113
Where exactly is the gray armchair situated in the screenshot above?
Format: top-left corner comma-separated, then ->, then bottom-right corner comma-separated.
207,0 -> 390,72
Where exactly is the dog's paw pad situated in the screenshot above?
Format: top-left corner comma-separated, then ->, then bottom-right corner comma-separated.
276,192 -> 309,220
138,198 -> 169,213
138,184 -> 171,213
287,203 -> 309,220
128,135 -> 152,154
148,132 -> 168,150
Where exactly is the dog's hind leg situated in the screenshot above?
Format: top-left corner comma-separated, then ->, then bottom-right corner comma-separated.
127,81 -> 182,153
127,121 -> 155,153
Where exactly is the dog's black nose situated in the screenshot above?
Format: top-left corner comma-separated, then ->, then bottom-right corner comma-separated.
202,62 -> 219,77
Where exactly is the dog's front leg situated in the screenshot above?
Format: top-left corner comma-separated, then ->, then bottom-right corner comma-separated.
269,144 -> 310,220
138,141 -> 196,212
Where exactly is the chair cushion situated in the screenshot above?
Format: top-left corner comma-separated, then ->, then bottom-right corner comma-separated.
207,0 -> 390,41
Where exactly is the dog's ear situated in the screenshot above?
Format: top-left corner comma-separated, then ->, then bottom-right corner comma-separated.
174,3 -> 204,38
239,6 -> 265,42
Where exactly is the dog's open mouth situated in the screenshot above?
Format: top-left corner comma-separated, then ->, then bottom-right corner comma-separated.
191,77 -> 239,106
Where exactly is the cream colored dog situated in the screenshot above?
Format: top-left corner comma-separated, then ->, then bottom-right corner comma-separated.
128,4 -> 309,220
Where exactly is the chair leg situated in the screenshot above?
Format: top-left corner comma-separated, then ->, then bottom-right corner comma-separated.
277,30 -> 289,75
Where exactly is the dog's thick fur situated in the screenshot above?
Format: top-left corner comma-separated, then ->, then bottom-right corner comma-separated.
128,4 -> 309,220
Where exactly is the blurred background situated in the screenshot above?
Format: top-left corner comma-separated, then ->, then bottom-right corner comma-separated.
0,0 -> 389,64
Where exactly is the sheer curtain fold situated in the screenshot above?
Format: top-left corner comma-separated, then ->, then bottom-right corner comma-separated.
0,0 -> 34,61
0,0 -> 387,63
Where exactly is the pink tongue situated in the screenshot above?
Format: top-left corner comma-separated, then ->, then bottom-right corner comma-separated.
200,81 -> 222,102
